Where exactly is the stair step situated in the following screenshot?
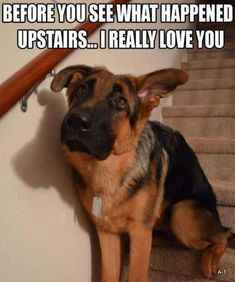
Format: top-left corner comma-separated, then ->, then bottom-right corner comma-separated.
211,179 -> 235,207
163,105 -> 235,139
214,179 -> 235,228
149,247 -> 235,282
163,117 -> 234,138
187,137 -> 235,155
173,89 -> 235,105
179,78 -> 235,90
182,58 -> 235,70
163,105 -> 235,117
197,153 -> 235,182
185,68 -> 235,79
188,51 -> 235,61
210,178 -> 235,229
219,205 -> 235,231
186,138 -> 235,182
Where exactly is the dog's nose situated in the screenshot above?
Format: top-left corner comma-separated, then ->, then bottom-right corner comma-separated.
65,112 -> 92,133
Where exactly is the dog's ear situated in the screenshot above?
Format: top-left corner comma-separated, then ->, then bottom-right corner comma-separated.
51,65 -> 92,92
136,68 -> 188,112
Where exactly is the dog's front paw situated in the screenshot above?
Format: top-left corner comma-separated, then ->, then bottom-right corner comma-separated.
201,253 -> 219,279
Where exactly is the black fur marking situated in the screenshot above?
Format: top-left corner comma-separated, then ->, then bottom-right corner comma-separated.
126,169 -> 151,198
129,99 -> 140,129
62,98 -> 116,160
149,121 -> 219,219
122,124 -> 155,198
156,155 -> 163,187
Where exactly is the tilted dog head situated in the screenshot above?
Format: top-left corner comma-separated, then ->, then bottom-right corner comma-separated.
51,65 -> 188,160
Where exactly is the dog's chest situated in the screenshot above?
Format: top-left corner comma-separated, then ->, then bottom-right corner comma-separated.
72,154 -> 140,232
79,178 -> 132,233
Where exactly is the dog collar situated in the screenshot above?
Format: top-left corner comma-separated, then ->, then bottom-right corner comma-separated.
92,195 -> 102,217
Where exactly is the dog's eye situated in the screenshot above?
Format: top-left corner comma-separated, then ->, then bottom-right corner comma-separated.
116,96 -> 128,110
78,84 -> 88,96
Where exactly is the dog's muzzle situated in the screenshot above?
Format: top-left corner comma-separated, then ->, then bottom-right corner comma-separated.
60,110 -> 114,160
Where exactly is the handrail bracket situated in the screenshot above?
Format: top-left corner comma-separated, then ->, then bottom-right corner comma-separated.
20,70 -> 56,113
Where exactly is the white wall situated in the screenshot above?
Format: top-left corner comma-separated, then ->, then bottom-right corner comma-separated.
0,1 -> 193,282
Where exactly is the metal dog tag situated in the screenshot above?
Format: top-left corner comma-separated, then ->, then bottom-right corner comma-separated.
92,196 -> 102,217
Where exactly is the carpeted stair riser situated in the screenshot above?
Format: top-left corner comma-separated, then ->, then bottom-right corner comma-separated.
188,51 -> 235,61
184,68 -> 235,79
212,180 -> 235,206
163,104 -> 235,138
163,105 -> 235,117
182,58 -> 235,70
163,117 -> 234,138
178,78 -> 235,90
196,154 -> 235,182
218,206 -> 235,231
173,89 -> 235,105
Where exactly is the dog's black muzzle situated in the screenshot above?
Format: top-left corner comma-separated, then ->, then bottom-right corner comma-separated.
61,109 -> 115,160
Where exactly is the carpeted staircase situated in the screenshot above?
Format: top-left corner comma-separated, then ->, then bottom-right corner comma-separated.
149,22 -> 235,281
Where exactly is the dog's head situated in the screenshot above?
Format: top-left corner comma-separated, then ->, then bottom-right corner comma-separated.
51,65 -> 188,160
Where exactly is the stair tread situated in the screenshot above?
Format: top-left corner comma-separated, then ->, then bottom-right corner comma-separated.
162,105 -> 235,117
212,179 -> 235,207
174,89 -> 235,95
182,58 -> 235,70
179,78 -> 235,90
150,246 -> 235,281
182,137 -> 235,206
186,137 -> 235,154
173,89 -> 235,106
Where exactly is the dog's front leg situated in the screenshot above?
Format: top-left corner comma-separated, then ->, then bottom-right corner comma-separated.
97,228 -> 122,282
128,228 -> 152,282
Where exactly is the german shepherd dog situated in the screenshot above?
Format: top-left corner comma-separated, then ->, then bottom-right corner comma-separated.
51,65 -> 231,282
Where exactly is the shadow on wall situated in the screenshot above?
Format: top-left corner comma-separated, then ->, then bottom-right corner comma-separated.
11,89 -> 100,282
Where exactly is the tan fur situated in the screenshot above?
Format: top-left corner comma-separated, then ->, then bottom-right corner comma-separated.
170,200 -> 230,278
201,242 -> 228,278
65,147 -> 161,233
97,229 -> 122,282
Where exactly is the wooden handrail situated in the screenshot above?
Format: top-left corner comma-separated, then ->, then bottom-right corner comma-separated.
0,0 -> 130,117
